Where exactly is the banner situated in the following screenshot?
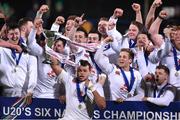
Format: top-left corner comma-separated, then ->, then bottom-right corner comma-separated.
0,97 -> 180,119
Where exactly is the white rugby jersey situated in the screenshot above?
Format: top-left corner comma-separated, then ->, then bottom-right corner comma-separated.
95,47 -> 143,101
57,70 -> 104,120
0,47 -> 37,97
28,28 -> 60,98
108,65 -> 142,100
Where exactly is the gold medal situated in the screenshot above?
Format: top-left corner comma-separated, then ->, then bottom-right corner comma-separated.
175,71 -> 179,77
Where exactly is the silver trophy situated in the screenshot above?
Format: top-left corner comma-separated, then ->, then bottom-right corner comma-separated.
42,30 -> 56,64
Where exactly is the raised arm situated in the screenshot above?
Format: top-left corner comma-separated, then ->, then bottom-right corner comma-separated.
132,3 -> 143,24
0,39 -> 22,52
109,8 -> 123,30
94,44 -> 114,75
108,8 -> 123,40
68,14 -> 86,53
36,4 -> 49,19
149,10 -> 168,47
149,10 -> 168,35
50,16 -> 65,32
145,0 -> 162,29
27,18 -> 44,56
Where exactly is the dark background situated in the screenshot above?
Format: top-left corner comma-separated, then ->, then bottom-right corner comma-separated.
0,0 -> 180,34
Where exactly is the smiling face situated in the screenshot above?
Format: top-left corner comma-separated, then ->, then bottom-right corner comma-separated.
170,28 -> 177,41
53,40 -> 65,53
98,20 -> 108,36
7,28 -> 20,44
128,24 -> 139,40
65,19 -> 75,32
75,31 -> 87,43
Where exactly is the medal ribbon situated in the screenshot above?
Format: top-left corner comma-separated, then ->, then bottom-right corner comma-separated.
89,52 -> 102,74
173,47 -> 180,71
129,39 -> 136,48
144,53 -> 148,66
154,83 -> 169,98
76,79 -> 87,103
120,67 -> 135,92
11,38 -> 24,66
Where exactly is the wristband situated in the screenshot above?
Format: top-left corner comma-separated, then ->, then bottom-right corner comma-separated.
158,15 -> 165,20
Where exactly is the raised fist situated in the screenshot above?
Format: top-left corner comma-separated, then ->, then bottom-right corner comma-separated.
152,0 -> 162,8
132,3 -> 141,12
38,5 -> 49,14
113,8 -> 123,19
55,16 -> 65,25
159,10 -> 168,20
34,18 -> 43,29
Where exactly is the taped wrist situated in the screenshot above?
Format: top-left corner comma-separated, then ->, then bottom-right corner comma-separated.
88,81 -> 96,92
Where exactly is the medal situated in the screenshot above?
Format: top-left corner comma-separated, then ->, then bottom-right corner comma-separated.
172,47 -> 180,74
78,102 -> 86,110
11,47 -> 23,73
127,93 -> 132,98
76,78 -> 87,110
78,104 -> 82,109
175,71 -> 179,77
119,67 -> 135,92
154,83 -> 169,98
11,66 -> 17,73
13,65 -> 19,73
